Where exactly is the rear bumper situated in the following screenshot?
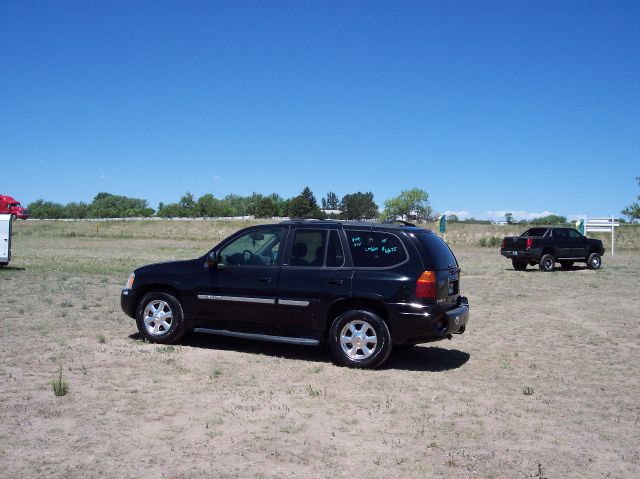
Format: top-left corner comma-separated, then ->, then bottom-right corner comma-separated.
388,296 -> 469,345
500,249 -> 539,261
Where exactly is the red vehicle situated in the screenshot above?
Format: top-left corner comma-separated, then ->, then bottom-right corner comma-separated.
0,195 -> 29,220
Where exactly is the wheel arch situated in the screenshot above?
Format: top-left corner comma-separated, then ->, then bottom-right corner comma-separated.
134,284 -> 183,310
325,298 -> 391,340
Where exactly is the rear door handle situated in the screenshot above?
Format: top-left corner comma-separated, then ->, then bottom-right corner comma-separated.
328,279 -> 344,285
259,277 -> 272,283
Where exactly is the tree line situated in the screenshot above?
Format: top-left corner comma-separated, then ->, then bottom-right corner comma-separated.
27,187 -> 434,221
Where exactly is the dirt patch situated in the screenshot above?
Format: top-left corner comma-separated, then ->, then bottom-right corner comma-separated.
1,233 -> 639,478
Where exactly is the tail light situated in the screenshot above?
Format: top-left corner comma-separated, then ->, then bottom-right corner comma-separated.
501,238 -> 505,249
416,271 -> 436,299
526,238 -> 533,250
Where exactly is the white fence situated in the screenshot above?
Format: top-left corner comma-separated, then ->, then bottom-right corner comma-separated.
584,216 -> 619,255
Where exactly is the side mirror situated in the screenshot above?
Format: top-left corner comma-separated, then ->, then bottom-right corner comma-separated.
207,251 -> 218,267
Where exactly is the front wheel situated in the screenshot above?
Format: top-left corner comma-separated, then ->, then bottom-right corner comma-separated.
587,253 -> 602,270
136,291 -> 186,344
328,310 -> 392,369
539,254 -> 555,272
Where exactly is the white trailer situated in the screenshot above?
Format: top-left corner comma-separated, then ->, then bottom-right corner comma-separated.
0,214 -> 11,266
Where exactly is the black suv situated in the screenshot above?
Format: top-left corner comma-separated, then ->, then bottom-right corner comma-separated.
121,220 -> 469,368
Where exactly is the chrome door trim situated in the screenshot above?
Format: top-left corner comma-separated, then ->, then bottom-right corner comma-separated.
278,299 -> 310,307
197,294 -> 275,305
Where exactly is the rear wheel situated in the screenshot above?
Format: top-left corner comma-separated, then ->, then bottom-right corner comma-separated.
587,253 -> 602,270
136,291 -> 186,344
512,260 -> 527,271
560,261 -> 574,270
539,254 -> 555,272
328,309 -> 392,369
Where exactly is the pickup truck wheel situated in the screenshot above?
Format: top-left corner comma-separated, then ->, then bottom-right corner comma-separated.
539,254 -> 555,272
136,292 -> 186,344
329,309 -> 392,369
560,261 -> 574,270
512,260 -> 527,271
587,253 -> 602,270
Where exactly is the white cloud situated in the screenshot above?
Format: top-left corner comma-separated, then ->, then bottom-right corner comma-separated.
99,174 -> 107,180
482,210 -> 557,221
444,210 -> 471,220
212,175 -> 223,181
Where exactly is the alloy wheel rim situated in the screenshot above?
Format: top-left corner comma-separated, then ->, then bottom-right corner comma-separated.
340,320 -> 378,360
143,300 -> 173,336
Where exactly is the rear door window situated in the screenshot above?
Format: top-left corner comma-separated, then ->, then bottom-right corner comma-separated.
345,230 -> 407,268
415,233 -> 458,270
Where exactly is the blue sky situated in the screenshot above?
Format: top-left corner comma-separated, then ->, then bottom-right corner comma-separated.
1,0 -> 639,220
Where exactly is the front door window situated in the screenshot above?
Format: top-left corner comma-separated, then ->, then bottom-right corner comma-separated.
219,229 -> 283,266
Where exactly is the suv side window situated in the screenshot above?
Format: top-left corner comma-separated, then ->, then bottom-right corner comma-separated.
345,230 -> 407,268
290,230 -> 327,266
555,229 -> 569,239
219,229 -> 283,266
326,230 -> 345,267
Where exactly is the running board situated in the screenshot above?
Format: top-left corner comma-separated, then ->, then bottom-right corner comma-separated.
193,328 -> 320,346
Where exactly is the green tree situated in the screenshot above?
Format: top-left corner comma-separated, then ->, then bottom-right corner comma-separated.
505,212 -> 514,224
89,192 -> 153,218
530,214 -> 567,225
288,195 -> 315,218
340,192 -> 378,219
64,201 -> 89,219
322,191 -> 339,210
301,187 -> 318,209
254,197 -> 276,218
179,192 -> 197,217
447,214 -> 459,222
383,188 -> 432,222
27,200 -> 66,219
622,176 -> 640,221
196,194 -> 219,217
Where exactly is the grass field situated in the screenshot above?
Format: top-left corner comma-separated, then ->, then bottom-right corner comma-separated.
1,220 -> 639,478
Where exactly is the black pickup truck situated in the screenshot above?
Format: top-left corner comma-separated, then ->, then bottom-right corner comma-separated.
500,227 -> 604,272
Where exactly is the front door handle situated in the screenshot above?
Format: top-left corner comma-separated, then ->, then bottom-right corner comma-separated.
259,277 -> 272,283
328,279 -> 344,285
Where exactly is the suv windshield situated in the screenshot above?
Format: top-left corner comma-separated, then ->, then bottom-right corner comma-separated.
414,232 -> 458,270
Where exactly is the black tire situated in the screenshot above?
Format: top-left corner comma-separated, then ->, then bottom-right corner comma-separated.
539,254 -> 555,272
328,309 -> 392,369
587,253 -> 602,270
560,261 -> 574,270
0,262 -> 7,268
136,291 -> 186,344
512,260 -> 527,271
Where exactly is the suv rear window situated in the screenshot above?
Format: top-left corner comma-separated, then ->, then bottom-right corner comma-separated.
345,230 -> 407,268
414,232 -> 458,270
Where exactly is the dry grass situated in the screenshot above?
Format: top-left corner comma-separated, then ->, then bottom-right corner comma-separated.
0,222 -> 639,478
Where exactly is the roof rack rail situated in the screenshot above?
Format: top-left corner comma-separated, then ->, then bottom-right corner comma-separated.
283,217 -> 328,223
382,219 -> 416,227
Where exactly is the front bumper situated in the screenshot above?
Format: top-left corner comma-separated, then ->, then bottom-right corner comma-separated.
389,296 -> 469,345
121,289 -> 137,318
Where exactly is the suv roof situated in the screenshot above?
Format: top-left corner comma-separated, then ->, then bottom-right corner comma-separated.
279,218 -> 436,234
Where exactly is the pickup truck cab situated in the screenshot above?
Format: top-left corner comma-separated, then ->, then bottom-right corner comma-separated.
0,195 -> 29,220
500,227 -> 604,272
